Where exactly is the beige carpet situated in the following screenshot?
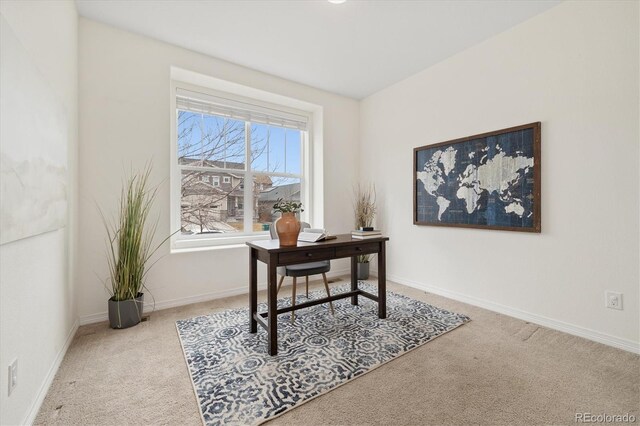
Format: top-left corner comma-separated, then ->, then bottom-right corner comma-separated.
35,278 -> 639,425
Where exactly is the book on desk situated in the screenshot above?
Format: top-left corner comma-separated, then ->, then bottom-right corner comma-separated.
298,228 -> 337,242
351,229 -> 383,239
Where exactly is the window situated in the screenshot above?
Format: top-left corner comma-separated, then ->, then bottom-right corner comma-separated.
201,175 -> 210,183
172,84 -> 311,248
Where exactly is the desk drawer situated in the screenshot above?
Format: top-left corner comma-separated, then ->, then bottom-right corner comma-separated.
335,242 -> 379,258
278,248 -> 335,265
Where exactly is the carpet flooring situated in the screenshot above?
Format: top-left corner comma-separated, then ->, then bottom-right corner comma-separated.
35,278 -> 639,425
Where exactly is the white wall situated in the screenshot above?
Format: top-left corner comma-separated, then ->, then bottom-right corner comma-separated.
0,1 -> 78,424
77,19 -> 360,322
360,1 -> 639,351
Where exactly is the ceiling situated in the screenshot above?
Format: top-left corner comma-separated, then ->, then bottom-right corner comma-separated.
76,0 -> 559,99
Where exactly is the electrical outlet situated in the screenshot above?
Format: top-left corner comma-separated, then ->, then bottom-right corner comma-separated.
8,359 -> 17,396
605,291 -> 623,310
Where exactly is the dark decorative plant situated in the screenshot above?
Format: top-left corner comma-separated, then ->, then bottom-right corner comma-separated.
273,198 -> 304,214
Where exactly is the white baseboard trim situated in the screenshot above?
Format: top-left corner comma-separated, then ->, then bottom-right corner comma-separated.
79,268 -> 350,326
22,319 -> 79,425
78,311 -> 109,326
388,273 -> 640,355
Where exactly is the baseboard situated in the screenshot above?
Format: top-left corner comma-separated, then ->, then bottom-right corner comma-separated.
79,268 -> 350,325
22,318 -> 79,425
388,273 -> 640,355
78,311 -> 109,326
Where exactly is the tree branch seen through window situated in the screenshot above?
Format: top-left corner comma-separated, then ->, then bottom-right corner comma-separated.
177,110 -> 302,235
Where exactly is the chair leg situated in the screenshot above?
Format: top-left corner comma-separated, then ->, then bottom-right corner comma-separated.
277,275 -> 285,295
276,275 -> 284,294
291,277 -> 297,324
305,276 -> 309,297
322,273 -> 335,315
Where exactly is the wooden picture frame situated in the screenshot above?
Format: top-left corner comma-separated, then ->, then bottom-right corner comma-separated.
413,122 -> 541,233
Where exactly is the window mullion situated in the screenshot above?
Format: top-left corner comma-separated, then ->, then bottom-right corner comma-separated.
178,164 -> 246,174
259,171 -> 301,179
244,122 -> 253,233
266,126 -> 270,172
301,130 -> 309,225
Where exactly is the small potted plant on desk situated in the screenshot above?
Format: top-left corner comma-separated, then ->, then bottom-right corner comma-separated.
354,184 -> 376,280
273,198 -> 304,247
100,165 -> 173,329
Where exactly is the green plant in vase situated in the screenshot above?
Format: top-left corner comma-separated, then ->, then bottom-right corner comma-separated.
272,198 -> 304,214
272,198 -> 304,247
100,165 -> 173,329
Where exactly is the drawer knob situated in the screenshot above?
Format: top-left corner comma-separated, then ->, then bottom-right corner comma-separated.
355,247 -> 362,251
306,253 -> 313,257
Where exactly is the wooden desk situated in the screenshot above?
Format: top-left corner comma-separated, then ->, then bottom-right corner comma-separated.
246,234 -> 389,355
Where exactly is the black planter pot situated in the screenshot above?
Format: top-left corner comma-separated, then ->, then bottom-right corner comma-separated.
108,293 -> 144,329
357,262 -> 370,280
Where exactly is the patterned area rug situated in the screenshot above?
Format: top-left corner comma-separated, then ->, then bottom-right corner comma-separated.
176,282 -> 470,426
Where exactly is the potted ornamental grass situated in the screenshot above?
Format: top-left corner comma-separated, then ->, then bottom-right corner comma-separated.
101,165 -> 172,329
354,184 -> 376,279
273,198 -> 304,247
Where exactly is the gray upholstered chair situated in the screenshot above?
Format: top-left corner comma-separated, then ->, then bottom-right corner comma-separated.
270,222 -> 334,322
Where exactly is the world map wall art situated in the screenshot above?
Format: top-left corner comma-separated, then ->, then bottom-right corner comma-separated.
414,122 -> 541,232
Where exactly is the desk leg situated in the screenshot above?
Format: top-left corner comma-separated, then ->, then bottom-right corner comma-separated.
267,253 -> 278,355
350,255 -> 358,305
249,248 -> 257,333
377,241 -> 387,319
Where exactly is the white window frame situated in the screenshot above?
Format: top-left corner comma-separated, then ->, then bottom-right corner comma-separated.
211,176 -> 220,187
223,176 -> 231,184
170,75 -> 318,252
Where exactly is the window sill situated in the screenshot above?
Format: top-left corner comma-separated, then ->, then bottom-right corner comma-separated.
170,233 -> 270,254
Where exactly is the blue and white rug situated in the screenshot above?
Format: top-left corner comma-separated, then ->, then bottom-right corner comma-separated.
176,282 -> 470,426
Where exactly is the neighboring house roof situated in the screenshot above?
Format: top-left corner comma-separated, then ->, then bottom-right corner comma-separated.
179,157 -> 245,170
258,183 -> 300,202
179,157 -> 273,187
254,174 -> 273,185
181,179 -> 226,195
